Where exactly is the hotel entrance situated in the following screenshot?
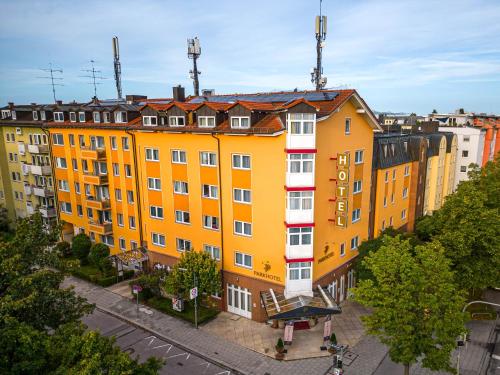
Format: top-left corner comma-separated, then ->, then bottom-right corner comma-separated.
227,283 -> 252,319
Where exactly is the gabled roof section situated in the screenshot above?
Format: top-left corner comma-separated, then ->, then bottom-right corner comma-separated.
226,101 -> 276,112
275,98 -> 320,111
194,102 -> 232,112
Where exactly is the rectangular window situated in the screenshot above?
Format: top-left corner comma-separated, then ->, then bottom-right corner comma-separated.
119,238 -> 126,250
200,151 -> 216,166
289,113 -> 314,134
78,112 -> 86,122
173,181 -> 188,194
60,201 -> 72,214
147,177 -> 161,191
390,216 -> 394,226
233,188 -> 251,204
58,180 -> 70,191
129,216 -> 136,229
288,153 -> 313,173
115,188 -> 122,201
101,235 -> 114,246
79,135 -> 85,147
52,133 -> 64,145
345,118 -> 351,134
234,220 -> 252,236
202,184 -> 218,199
203,215 -> 219,230
340,243 -> 346,256
391,192 -> 395,203
462,150 -> 469,157
353,180 -> 362,194
32,111 -> 38,120
460,166 -> 467,172
230,116 -> 250,129
232,154 -> 251,169
40,111 -> 46,121
115,111 -> 127,123
93,112 -> 100,123
55,157 -> 67,169
198,116 -> 216,128
235,251 -> 252,268
401,209 -> 407,220
288,191 -> 313,210
176,238 -> 191,252
77,205 -> 83,217
112,163 -> 119,176
145,148 -> 160,161
122,137 -> 130,150
385,171 -> 389,183
117,213 -> 124,226
354,150 -> 364,164
404,165 -> 410,176
352,208 -> 361,223
172,150 -> 187,164
69,112 -> 76,122
127,190 -> 134,204
463,136 -> 470,142
393,169 -> 396,180
124,164 -> 132,178
110,136 -> 117,150
150,205 -> 164,219
175,210 -> 190,224
103,112 -> 110,123
350,236 -> 359,250
288,227 -> 312,245
54,112 -> 64,122
383,196 -> 387,207
169,116 -> 185,127
204,244 -> 220,260
67,134 -> 74,146
289,262 -> 311,280
143,116 -> 158,126
152,233 -> 166,247
403,187 -> 408,198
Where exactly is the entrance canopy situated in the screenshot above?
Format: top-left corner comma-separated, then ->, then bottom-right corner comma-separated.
110,247 -> 148,266
260,286 -> 341,320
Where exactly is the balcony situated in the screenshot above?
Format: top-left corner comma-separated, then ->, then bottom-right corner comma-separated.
31,165 -> 52,176
26,205 -> 35,216
28,144 -> 49,154
24,184 -> 32,196
21,163 -> 31,176
88,221 -> 113,235
39,206 -> 57,218
86,196 -> 111,210
33,186 -> 54,198
82,173 -> 108,185
81,147 -> 106,160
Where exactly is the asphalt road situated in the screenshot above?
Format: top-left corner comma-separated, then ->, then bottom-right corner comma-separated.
82,309 -> 232,375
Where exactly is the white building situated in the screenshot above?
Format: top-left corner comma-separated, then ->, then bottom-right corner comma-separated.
438,126 -> 485,190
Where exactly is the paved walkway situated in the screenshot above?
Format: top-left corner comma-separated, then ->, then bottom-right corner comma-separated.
63,276 -> 388,375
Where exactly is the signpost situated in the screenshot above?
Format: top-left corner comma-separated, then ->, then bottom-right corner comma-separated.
132,285 -> 142,309
190,275 -> 198,329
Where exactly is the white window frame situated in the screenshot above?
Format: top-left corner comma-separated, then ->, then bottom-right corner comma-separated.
235,251 -> 252,269
93,112 -> 100,123
173,181 -> 188,195
350,236 -> 359,250
78,112 -> 86,122
345,118 -> 351,135
230,116 -> 250,129
58,180 -> 70,192
175,210 -> 190,224
288,113 -> 315,134
354,150 -> 364,164
198,116 -> 216,128
32,111 -> 38,120
204,244 -> 221,261
103,112 -> 111,123
202,184 -> 218,199
55,157 -> 67,169
169,116 -> 185,127
401,209 -> 407,220
145,148 -> 160,161
117,213 -> 124,227
110,136 -> 117,150
233,188 -> 251,204
119,237 -> 126,250
288,153 -> 314,173
288,191 -> 313,210
122,137 -> 130,150
172,149 -> 187,164
352,208 -> 361,223
403,187 -> 408,199
147,177 -> 161,191
203,215 -> 219,230
152,232 -> 166,247
115,111 -> 127,123
150,205 -> 164,219
200,151 -> 217,167
176,238 -> 191,252
404,165 -> 410,176
52,133 -> 64,145
234,220 -> 252,236
40,111 -> 46,121
287,226 -> 313,245
54,112 -> 64,122
353,180 -> 362,194
129,216 -> 136,229
232,154 -> 251,170
143,116 -> 158,126
288,262 -> 312,280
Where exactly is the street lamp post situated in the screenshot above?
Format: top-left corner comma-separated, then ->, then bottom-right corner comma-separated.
178,267 -> 198,329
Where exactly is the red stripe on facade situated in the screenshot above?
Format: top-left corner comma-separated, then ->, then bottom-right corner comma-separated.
284,186 -> 316,191
284,222 -> 315,228
284,257 -> 314,263
285,148 -> 317,153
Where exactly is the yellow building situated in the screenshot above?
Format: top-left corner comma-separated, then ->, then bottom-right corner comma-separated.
441,133 -> 458,197
0,104 -> 56,226
423,134 -> 448,214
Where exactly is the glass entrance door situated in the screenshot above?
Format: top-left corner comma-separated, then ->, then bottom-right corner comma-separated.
227,283 -> 252,319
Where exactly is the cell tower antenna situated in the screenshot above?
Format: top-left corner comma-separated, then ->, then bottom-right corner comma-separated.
311,0 -> 328,90
80,60 -> 107,98
187,37 -> 201,96
37,63 -> 64,103
112,36 -> 123,99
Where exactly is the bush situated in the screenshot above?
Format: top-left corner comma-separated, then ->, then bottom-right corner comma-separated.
55,241 -> 72,258
130,270 -> 166,299
88,243 -> 111,273
72,234 -> 92,265
146,296 -> 219,324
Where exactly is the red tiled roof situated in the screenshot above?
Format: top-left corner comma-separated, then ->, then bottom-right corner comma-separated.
226,101 -> 277,111
217,113 -> 283,133
194,102 -> 232,112
275,98 -> 320,111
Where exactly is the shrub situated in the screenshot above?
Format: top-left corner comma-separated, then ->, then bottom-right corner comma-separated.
55,241 -> 72,258
330,333 -> 337,345
276,338 -> 284,350
72,234 -> 92,265
88,243 -> 112,274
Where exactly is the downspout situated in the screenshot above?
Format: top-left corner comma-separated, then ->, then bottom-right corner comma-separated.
125,128 -> 144,257
41,125 -> 60,231
211,133 -> 224,297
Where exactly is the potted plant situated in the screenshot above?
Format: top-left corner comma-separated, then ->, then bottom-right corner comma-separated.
275,338 -> 285,360
328,333 -> 338,353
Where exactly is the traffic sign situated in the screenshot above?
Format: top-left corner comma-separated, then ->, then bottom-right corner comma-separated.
132,285 -> 143,294
190,287 -> 198,300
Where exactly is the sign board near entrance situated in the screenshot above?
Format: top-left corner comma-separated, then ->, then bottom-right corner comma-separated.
336,152 -> 350,228
284,322 -> 294,345
132,285 -> 142,294
172,297 -> 184,312
189,287 -> 198,300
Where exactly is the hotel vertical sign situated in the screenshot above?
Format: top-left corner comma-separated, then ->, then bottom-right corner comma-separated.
336,152 -> 349,227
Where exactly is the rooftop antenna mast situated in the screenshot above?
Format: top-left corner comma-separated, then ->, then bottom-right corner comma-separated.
112,36 -> 123,99
187,37 -> 201,96
37,63 -> 64,103
311,0 -> 327,91
80,60 -> 106,98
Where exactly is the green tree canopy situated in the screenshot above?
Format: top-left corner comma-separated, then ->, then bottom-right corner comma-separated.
71,233 -> 92,265
354,236 -> 466,375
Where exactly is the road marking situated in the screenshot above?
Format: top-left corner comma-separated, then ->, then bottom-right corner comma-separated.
214,371 -> 231,375
145,335 -> 157,346
166,352 -> 190,360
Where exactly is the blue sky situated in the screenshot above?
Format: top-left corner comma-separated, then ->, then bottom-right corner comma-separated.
0,0 -> 499,114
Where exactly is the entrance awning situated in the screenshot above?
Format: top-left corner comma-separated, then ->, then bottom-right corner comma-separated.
110,247 -> 148,266
260,286 -> 341,320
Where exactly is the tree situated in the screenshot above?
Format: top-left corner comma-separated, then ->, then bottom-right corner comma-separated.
55,241 -> 72,258
165,251 -> 221,298
88,242 -> 111,274
354,236 -> 466,375
72,233 -> 92,265
0,206 -> 10,233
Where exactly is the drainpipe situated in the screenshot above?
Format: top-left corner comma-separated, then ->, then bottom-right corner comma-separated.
125,128 -> 144,260
211,133 -> 225,297
41,125 -> 60,232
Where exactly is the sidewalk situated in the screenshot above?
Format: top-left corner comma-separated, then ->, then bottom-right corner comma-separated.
63,276 -> 388,375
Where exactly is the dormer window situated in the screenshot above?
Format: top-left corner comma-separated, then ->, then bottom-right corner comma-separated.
78,112 -> 85,122
1,110 -> 10,119
93,112 -> 100,123
231,116 -> 250,129
143,116 -> 158,126
11,111 -> 17,120
115,111 -> 127,123
169,116 -> 185,127
40,111 -> 46,121
32,111 -> 38,120
103,112 -> 110,123
199,116 -> 216,128
69,112 -> 76,122
54,112 -> 64,122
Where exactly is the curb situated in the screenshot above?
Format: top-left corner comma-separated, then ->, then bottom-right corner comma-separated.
94,305 -> 247,375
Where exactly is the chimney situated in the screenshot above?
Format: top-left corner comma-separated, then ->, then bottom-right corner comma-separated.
56,100 -> 63,106
173,85 -> 185,102
8,102 -> 14,109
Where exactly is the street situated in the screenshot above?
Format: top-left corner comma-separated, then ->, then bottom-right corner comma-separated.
82,309 -> 233,375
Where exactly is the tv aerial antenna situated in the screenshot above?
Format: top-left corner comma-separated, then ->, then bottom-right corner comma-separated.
80,60 -> 107,98
37,63 -> 64,103
187,37 -> 201,96
311,0 -> 328,90
112,36 -> 123,99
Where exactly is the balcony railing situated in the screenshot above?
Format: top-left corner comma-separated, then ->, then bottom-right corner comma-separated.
33,186 -> 54,197
27,144 -> 49,154
81,146 -> 106,160
24,184 -> 33,195
86,196 -> 111,210
39,206 -> 57,218
21,163 -> 31,176
30,165 -> 52,176
88,221 -> 113,235
82,173 -> 108,185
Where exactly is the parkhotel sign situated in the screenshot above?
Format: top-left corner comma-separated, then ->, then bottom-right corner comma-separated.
336,152 -> 349,227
